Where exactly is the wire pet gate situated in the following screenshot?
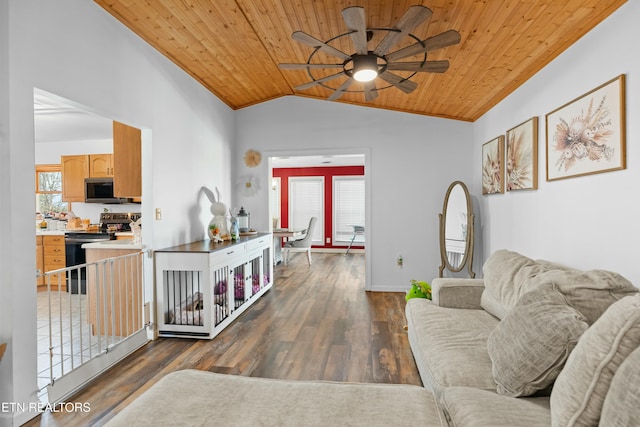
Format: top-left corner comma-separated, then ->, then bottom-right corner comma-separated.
37,252 -> 145,400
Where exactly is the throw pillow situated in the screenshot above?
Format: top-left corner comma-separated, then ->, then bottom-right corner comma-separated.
550,293 -> 640,427
487,285 -> 589,397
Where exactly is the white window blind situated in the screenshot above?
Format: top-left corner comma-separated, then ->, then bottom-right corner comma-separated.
333,177 -> 365,244
288,177 -> 324,244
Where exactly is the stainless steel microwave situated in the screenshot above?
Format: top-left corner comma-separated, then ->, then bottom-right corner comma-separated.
84,177 -> 131,204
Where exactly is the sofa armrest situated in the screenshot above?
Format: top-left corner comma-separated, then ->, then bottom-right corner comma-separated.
431,278 -> 485,309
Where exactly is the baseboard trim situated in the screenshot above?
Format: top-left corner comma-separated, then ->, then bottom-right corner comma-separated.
309,248 -> 365,254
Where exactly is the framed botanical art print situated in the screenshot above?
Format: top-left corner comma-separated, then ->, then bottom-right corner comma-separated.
546,74 -> 626,181
506,117 -> 538,191
482,135 -> 505,195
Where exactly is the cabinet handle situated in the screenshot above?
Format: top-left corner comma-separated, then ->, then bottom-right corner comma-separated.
227,250 -> 235,255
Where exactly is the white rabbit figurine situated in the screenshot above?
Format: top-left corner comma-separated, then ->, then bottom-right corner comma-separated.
204,187 -> 230,241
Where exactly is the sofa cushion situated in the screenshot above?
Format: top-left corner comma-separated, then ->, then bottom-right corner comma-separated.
440,386 -> 551,427
481,250 -> 637,323
105,369 -> 443,427
487,285 -> 588,397
535,268 -> 637,324
405,298 -> 498,396
600,345 -> 640,426
481,250 -> 564,319
550,294 -> 640,427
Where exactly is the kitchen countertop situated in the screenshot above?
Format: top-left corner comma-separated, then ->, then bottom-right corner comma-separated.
155,233 -> 270,254
82,238 -> 143,250
35,229 -> 65,236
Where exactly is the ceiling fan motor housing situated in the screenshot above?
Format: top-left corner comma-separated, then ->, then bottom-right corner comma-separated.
348,54 -> 386,82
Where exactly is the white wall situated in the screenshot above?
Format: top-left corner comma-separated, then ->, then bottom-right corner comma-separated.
235,97 -> 474,291
0,0 -> 12,423
473,1 -> 639,285
1,0 -> 234,425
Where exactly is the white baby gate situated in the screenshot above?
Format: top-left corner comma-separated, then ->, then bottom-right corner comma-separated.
38,252 -> 148,403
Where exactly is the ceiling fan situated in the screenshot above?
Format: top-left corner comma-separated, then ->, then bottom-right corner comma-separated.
278,5 -> 461,102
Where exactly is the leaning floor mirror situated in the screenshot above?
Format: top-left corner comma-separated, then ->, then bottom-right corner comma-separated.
438,181 -> 475,278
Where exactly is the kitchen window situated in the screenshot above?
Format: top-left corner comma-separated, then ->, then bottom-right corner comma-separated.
36,164 -> 69,214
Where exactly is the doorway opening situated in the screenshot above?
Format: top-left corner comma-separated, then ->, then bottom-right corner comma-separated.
33,88 -> 149,403
268,151 -> 371,289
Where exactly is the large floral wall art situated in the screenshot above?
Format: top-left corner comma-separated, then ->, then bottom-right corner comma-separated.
546,75 -> 626,181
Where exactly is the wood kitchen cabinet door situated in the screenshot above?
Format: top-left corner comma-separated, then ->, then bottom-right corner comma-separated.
89,154 -> 113,177
61,155 -> 89,202
113,121 -> 142,198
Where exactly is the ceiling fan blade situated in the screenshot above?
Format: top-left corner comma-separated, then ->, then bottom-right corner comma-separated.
373,5 -> 432,56
378,71 -> 418,94
385,30 -> 461,62
279,63 -> 344,70
327,78 -> 354,101
294,72 -> 345,90
363,81 -> 378,102
342,6 -> 368,55
386,60 -> 449,73
292,31 -> 351,61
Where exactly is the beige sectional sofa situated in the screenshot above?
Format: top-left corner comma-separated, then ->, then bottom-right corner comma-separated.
107,249 -> 640,426
406,249 -> 640,426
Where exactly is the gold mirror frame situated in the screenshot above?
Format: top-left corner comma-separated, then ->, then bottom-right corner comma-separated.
438,181 -> 475,278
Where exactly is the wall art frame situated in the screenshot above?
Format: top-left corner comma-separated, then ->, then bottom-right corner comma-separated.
545,74 -> 626,181
506,116 -> 538,191
482,135 -> 505,195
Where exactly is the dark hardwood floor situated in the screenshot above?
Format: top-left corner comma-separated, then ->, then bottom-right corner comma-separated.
26,252 -> 421,426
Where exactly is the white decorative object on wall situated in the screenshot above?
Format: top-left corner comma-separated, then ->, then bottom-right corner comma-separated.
239,175 -> 260,196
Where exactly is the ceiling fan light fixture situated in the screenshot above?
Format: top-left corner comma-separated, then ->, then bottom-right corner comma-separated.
352,54 -> 378,82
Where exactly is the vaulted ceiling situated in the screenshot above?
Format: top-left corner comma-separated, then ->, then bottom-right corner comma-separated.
94,0 -> 626,122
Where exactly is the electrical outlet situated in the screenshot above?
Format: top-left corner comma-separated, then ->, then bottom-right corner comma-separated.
155,208 -> 162,220
397,255 -> 403,267
326,237 -> 331,244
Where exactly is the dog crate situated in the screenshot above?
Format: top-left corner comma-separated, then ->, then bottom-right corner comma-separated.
155,234 -> 273,339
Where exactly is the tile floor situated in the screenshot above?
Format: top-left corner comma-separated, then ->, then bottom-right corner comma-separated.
36,288 -> 116,400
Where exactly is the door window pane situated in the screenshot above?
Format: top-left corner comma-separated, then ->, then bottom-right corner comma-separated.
333,177 -> 365,244
289,177 -> 324,245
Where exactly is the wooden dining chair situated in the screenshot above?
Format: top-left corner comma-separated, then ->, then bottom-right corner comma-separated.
283,217 -> 317,265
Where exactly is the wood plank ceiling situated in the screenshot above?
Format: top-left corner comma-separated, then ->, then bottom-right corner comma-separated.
94,0 -> 626,122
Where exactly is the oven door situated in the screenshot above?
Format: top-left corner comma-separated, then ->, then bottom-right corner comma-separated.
64,234 -> 111,294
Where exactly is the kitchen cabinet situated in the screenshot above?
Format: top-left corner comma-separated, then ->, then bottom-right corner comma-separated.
155,234 -> 273,339
89,153 -> 113,177
61,155 -> 89,202
62,154 -> 114,202
42,235 -> 66,286
36,236 -> 44,286
113,121 -> 141,198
